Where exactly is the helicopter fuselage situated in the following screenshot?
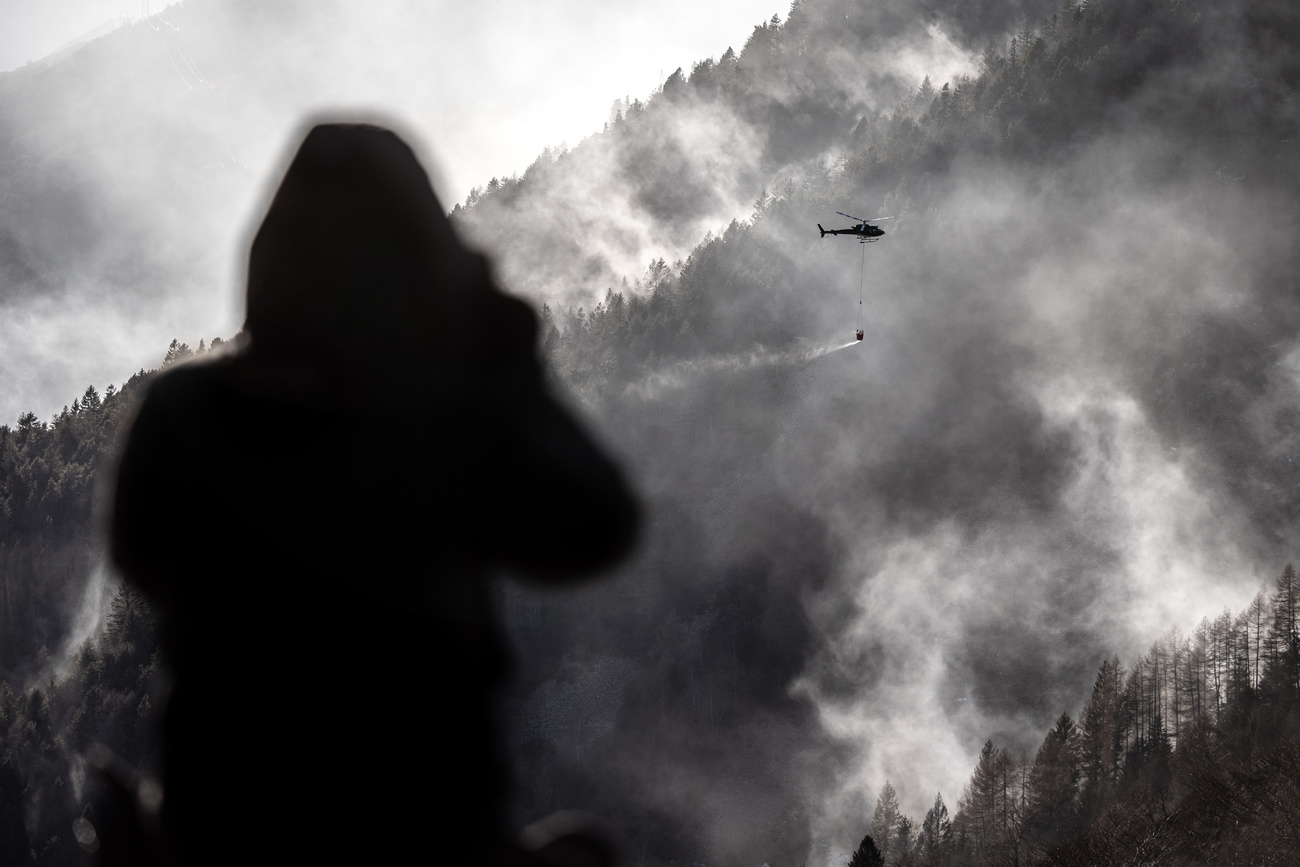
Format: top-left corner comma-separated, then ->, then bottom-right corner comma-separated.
817,222 -> 885,240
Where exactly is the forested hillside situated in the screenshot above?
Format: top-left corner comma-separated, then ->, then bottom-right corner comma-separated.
1,0 -> 1298,864
850,563 -> 1300,866
0,340 -> 210,865
0,0 -> 1037,425
1,379 -> 143,677
473,0 -> 1300,861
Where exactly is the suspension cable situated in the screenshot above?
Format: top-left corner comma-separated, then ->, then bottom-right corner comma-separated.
857,241 -> 865,332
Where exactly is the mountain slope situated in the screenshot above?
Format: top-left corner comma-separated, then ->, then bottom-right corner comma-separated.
0,0 -> 1298,864
477,0 -> 1300,857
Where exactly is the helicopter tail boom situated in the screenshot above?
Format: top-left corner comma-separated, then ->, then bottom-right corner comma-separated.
817,224 -> 826,237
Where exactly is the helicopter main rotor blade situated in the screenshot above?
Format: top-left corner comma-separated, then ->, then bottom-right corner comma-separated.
836,212 -> 898,224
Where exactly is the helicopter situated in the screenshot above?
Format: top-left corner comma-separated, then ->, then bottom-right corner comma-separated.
817,212 -> 895,242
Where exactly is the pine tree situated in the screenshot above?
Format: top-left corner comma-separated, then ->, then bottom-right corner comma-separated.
918,792 -> 951,866
1025,713 -> 1080,848
847,834 -> 884,867
979,39 -> 1003,77
162,339 -> 193,367
894,816 -> 915,864
1017,19 -> 1037,68
1079,659 -> 1117,813
915,75 -> 936,112
869,780 -> 901,860
662,67 -> 686,100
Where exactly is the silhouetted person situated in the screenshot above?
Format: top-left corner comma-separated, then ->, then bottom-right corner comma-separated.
107,123 -> 638,865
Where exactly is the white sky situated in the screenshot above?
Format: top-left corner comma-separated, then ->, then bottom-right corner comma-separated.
0,0 -> 788,203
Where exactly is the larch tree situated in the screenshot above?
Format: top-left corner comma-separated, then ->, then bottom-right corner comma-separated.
1248,588 -> 1269,691
954,740 -> 1019,862
1266,563 -> 1300,701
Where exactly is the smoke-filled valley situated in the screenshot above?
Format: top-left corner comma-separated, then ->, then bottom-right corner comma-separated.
2,0 -> 1300,864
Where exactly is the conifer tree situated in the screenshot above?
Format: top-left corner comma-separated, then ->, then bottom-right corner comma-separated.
1079,655 -> 1123,814
847,834 -> 884,867
869,780 -> 901,860
1248,589 -> 1269,690
1265,564 -> 1300,700
895,816 -> 915,864
1017,19 -> 1037,67
955,739 -> 1025,863
915,75 -> 936,112
979,39 -> 1003,77
0,752 -> 28,866
1025,713 -> 1080,848
918,792 -> 951,866
162,339 -> 193,367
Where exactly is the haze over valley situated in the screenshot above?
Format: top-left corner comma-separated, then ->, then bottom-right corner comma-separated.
1,0 -> 1299,864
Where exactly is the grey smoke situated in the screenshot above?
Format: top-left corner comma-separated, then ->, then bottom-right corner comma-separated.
3,0 -> 1297,863
484,4 -> 1299,857
0,0 -> 815,423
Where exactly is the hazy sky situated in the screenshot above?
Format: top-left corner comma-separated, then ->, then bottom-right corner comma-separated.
0,0 -> 787,203
0,0 -> 810,423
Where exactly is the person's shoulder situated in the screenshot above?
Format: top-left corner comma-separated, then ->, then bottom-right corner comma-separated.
142,357 -> 229,397
131,355 -> 245,430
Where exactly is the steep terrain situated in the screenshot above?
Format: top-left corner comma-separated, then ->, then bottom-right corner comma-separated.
1,0 -> 1299,864
469,0 -> 1300,859
0,0 -> 1028,425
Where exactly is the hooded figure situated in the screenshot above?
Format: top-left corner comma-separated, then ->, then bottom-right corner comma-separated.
109,124 -> 638,865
